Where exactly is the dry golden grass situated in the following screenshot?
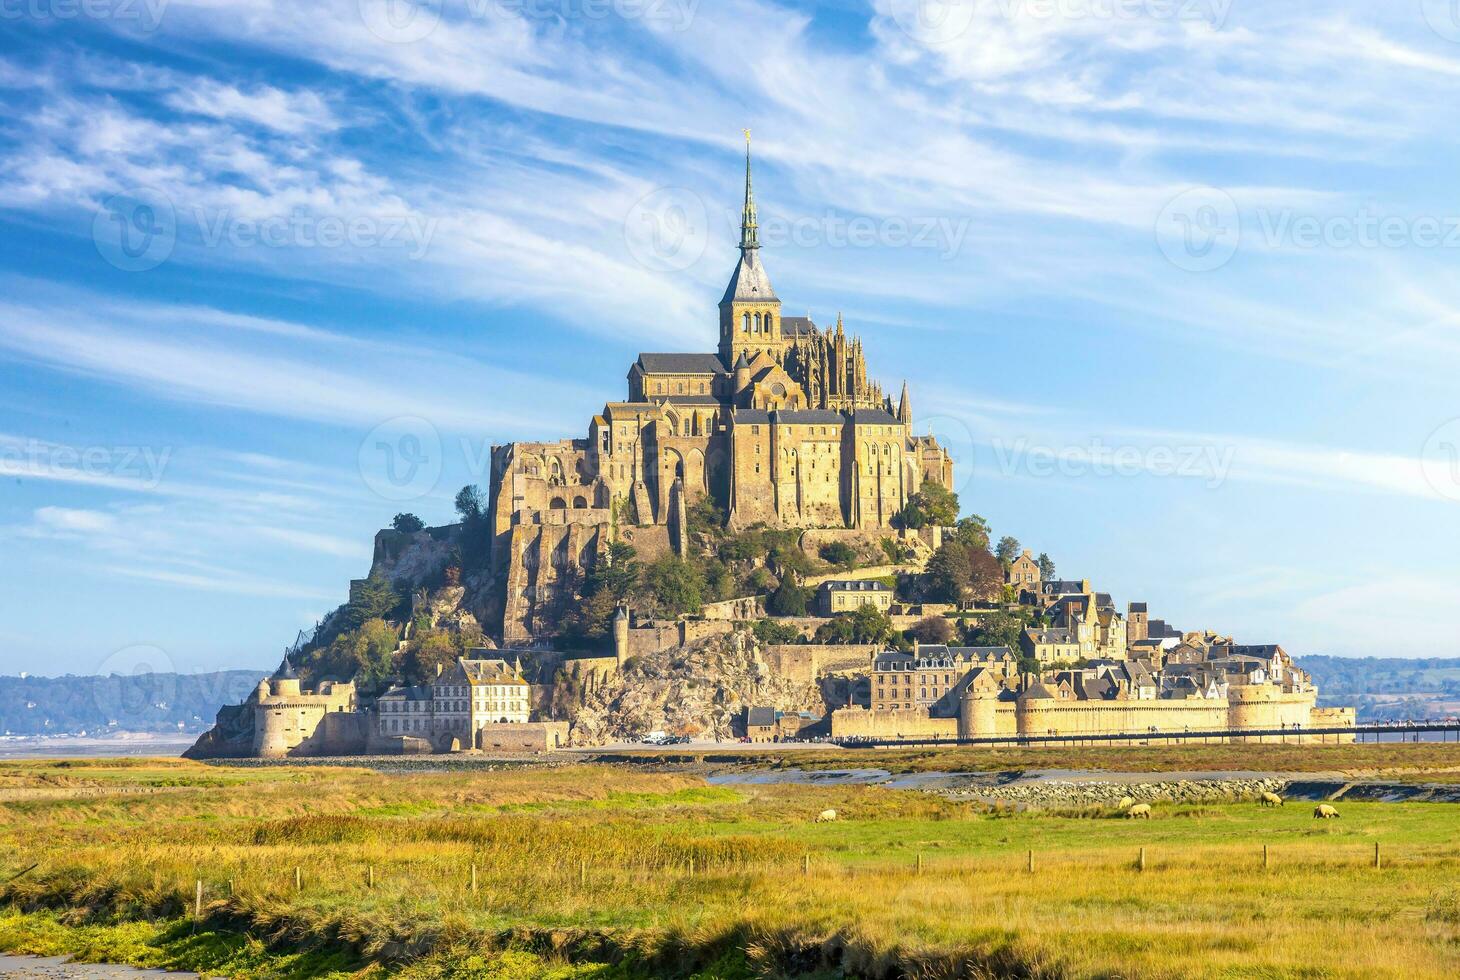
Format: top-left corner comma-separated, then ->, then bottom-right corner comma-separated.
3,757 -> 1460,978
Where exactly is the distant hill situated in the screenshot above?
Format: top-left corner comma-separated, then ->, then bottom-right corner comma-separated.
0,670 -> 265,736
1296,656 -> 1460,722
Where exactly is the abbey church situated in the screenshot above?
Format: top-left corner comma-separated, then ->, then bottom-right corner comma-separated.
487,145 -> 952,641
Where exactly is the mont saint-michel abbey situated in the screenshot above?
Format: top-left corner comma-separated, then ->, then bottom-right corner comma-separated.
488,148 -> 952,641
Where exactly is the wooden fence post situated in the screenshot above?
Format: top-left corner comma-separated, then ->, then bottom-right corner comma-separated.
579,860 -> 587,889
194,880 -> 203,922
368,866 -> 375,890
1263,845 -> 1269,870
294,867 -> 302,892
916,852 -> 923,875
1138,848 -> 1146,872
1026,850 -> 1034,874
802,853 -> 809,877
1374,842 -> 1382,869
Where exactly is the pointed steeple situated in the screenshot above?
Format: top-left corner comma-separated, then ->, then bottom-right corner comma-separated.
271,654 -> 297,682
719,129 -> 781,364
897,381 -> 912,425
739,129 -> 758,251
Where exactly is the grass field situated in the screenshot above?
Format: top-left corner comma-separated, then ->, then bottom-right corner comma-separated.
3,753 -> 1460,978
587,739 -> 1460,777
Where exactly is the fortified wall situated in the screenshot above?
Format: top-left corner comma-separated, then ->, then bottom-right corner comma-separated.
833,684 -> 1333,742
251,670 -> 366,759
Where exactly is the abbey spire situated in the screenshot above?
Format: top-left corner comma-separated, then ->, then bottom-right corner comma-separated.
739,129 -> 759,251
719,130 -> 782,365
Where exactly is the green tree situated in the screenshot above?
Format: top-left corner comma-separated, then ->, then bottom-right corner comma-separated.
820,541 -> 859,569
641,555 -> 706,617
847,604 -> 895,644
923,542 -> 972,603
455,485 -> 485,522
910,615 -> 953,645
391,513 -> 425,533
404,630 -> 457,685
343,573 -> 401,629
349,618 -> 400,687
897,483 -> 960,529
995,535 -> 1021,565
766,578 -> 812,617
1037,552 -> 1056,580
813,616 -> 856,644
965,609 -> 1028,649
967,547 -> 1005,601
752,619 -> 802,644
949,515 -> 991,551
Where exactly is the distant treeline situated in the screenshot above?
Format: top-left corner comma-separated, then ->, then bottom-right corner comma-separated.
1296,656 -> 1460,697
0,670 -> 264,736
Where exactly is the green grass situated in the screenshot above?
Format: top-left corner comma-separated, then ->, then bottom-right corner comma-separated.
594,740 -> 1460,777
3,757 -> 1460,977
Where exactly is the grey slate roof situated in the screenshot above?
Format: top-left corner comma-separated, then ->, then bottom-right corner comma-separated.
1129,602 -> 1148,613
782,315 -> 817,337
636,353 -> 727,374
775,409 -> 846,424
733,409 -> 847,425
720,247 -> 778,304
821,579 -> 892,592
851,410 -> 901,426
746,706 -> 777,728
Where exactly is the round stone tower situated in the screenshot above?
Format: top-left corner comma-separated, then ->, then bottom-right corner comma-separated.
958,686 -> 997,740
613,606 -> 630,666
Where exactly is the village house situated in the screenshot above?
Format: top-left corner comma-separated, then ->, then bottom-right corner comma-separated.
818,579 -> 895,616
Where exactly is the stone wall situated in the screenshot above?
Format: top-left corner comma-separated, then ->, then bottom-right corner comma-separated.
1014,697 -> 1229,737
831,706 -> 957,739
701,596 -> 764,621
475,721 -> 570,752
623,619 -> 738,660
765,644 -> 878,685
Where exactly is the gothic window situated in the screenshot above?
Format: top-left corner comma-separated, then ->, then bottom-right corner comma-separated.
743,312 -> 750,332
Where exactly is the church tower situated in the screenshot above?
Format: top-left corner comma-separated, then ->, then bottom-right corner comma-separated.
719,133 -> 783,366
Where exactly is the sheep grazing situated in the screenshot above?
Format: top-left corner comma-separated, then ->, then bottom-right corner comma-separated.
1260,791 -> 1285,808
1313,804 -> 1340,820
1116,796 -> 1135,810
815,809 -> 838,823
1127,803 -> 1152,819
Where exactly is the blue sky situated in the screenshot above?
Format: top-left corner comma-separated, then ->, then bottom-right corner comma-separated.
3,0 -> 1460,677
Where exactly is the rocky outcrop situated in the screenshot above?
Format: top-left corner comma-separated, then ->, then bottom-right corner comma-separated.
567,630 -> 823,745
941,776 -> 1289,808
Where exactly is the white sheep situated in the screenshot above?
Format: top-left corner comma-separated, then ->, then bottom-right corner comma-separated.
1259,791 -> 1285,808
1313,804 -> 1340,820
815,808 -> 838,823
1127,803 -> 1152,819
